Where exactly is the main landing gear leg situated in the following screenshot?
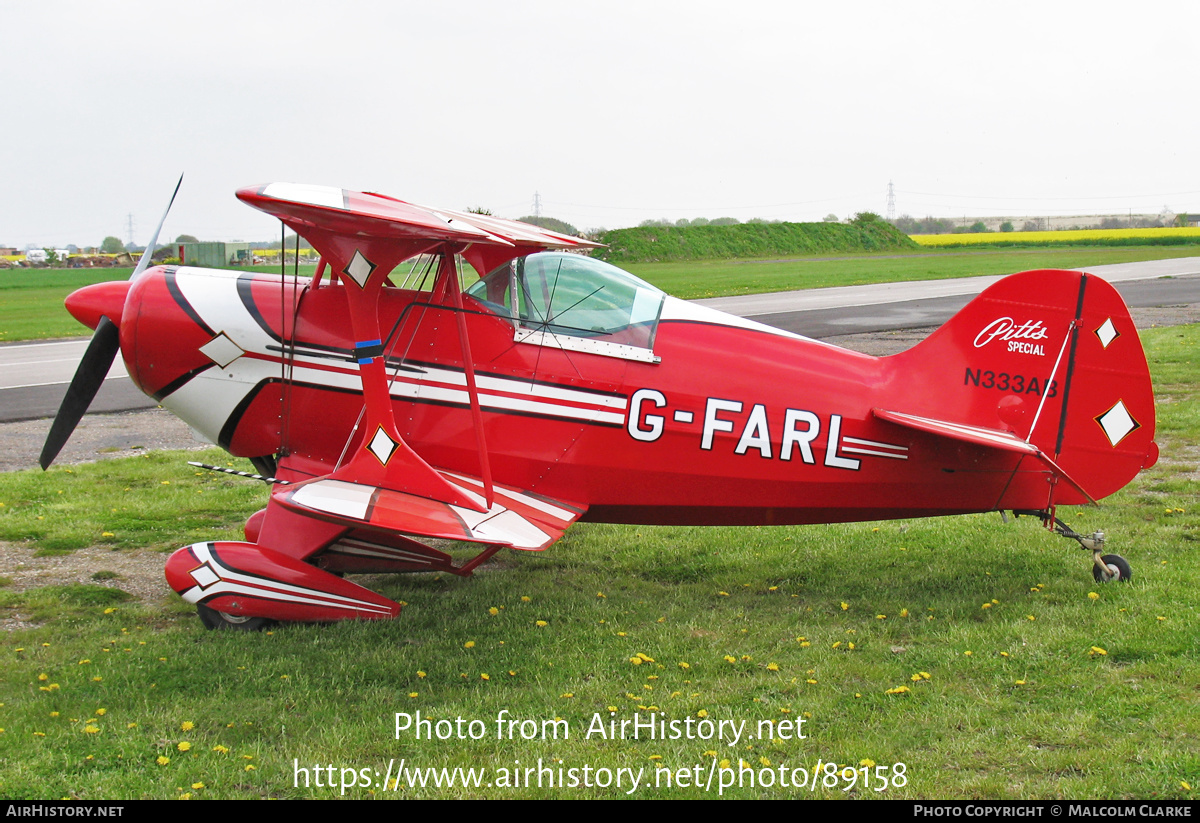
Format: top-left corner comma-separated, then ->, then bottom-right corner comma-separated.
1012,510 -> 1132,584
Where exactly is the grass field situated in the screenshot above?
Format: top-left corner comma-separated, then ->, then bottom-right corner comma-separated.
3,246 -> 1199,342
0,325 -> 1195,800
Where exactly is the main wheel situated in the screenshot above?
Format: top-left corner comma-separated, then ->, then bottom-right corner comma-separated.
1092,554 -> 1132,584
197,603 -> 272,631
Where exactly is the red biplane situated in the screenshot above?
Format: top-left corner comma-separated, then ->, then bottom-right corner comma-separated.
43,182 -> 1158,629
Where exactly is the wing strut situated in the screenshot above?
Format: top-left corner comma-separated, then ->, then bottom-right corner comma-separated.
434,248 -> 494,508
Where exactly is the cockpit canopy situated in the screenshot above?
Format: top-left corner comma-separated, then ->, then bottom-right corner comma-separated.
466,253 -> 665,357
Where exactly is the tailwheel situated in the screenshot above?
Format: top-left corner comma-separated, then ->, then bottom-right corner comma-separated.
197,603 -> 273,631
1092,554 -> 1132,584
1012,510 -> 1133,585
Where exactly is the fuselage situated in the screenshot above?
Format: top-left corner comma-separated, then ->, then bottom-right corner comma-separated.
114,263 -> 1046,526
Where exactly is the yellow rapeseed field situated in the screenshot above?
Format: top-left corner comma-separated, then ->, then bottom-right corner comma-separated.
912,227 -> 1200,246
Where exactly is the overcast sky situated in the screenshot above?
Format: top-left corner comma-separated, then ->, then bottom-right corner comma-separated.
3,1 -> 1197,248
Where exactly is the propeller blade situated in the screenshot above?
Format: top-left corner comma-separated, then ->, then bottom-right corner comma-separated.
39,316 -> 120,469
131,173 -> 184,280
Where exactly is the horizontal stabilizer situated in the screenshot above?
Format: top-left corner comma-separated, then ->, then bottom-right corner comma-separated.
275,471 -> 585,552
874,408 -> 1096,505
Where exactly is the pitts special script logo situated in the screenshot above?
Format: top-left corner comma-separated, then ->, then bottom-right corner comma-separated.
973,318 -> 1051,356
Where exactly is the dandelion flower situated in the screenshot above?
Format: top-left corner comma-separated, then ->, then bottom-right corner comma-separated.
840,602 -> 849,611
899,609 -> 909,617
717,591 -> 729,597
408,692 -> 418,698
181,721 -> 195,732
981,603 -> 992,610
766,662 -> 779,672
520,596 -> 531,602
212,745 -> 229,754
1088,592 -> 1100,601
885,686 -> 910,695
535,620 -> 548,627
417,671 -> 426,678
191,782 -> 205,790
84,725 -> 99,734
1090,646 -> 1108,656
488,607 -> 499,616
157,756 -> 170,766
860,758 -> 876,768
697,709 -> 709,718
245,764 -> 256,772
678,662 -> 690,669
480,673 -> 490,681
464,641 -> 475,648
177,742 -> 191,752
597,592 -> 606,598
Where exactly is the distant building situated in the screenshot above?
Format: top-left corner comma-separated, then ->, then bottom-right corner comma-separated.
177,242 -> 253,267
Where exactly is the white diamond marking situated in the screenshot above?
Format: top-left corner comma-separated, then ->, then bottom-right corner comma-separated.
1095,318 -> 1119,349
368,427 -> 398,464
344,250 -> 376,288
190,564 -> 220,588
1097,400 -> 1138,446
199,332 -> 244,368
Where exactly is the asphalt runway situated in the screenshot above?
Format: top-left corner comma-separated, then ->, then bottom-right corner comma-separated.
2,257 -> 1197,423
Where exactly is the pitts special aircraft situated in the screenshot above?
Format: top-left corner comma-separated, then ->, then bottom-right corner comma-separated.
43,181 -> 1158,629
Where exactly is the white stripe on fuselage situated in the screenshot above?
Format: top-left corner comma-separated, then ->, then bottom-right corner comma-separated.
162,268 -> 628,445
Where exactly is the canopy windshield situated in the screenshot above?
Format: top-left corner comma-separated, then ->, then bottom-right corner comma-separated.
466,253 -> 664,352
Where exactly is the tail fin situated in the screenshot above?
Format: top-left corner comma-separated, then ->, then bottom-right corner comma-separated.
884,269 -> 1157,505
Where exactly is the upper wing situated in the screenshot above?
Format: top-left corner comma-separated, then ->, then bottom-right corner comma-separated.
237,182 -> 600,254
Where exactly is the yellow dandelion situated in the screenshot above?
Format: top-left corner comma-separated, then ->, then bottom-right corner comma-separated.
597,592 -> 606,598
92,677 -> 102,682
1015,680 -> 1027,685
560,693 -> 574,699
84,725 -> 100,734
799,641 -> 810,647
919,671 -> 931,680
464,641 -> 475,648
832,641 -> 842,649
719,759 -> 731,769
860,758 -> 876,768
103,607 -> 117,614
488,607 -> 498,616
212,745 -> 229,754
981,603 -> 992,610
806,679 -> 818,685
1088,592 -> 1100,601
899,609 -> 909,617
181,721 -> 195,732
848,642 -> 856,650
964,650 -> 973,656
724,655 -> 736,663
50,712 -> 59,718
717,591 -> 729,597
630,656 -> 643,665
245,764 -> 256,771
408,692 -> 418,698
416,671 -> 426,678
1027,615 -> 1036,621
157,756 -> 170,766
876,614 -> 886,620
1090,646 -> 1108,656
520,596 -> 531,602
535,620 -> 548,627
885,686 -> 910,695
649,755 -> 662,761
1182,781 -> 1191,791
840,602 -> 849,611
766,662 -> 780,672
38,673 -> 48,681
96,708 -> 106,716
508,670 -> 516,676
760,757 -> 771,767
177,741 -> 191,752
480,673 -> 490,681
678,661 -> 690,669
